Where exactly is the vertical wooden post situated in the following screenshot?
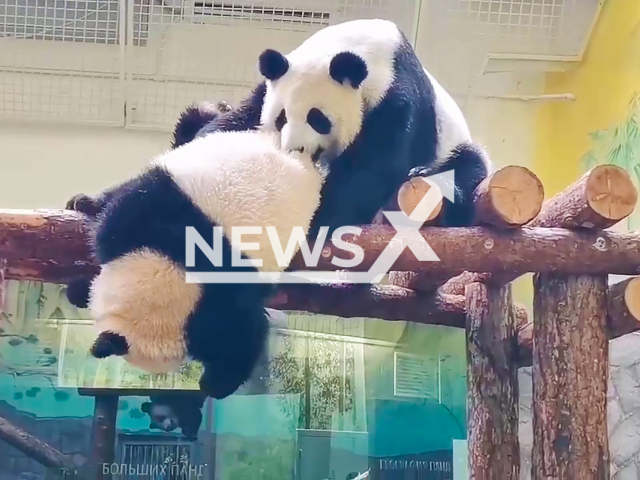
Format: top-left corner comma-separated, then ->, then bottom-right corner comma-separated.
89,395 -> 119,479
0,258 -> 5,313
532,274 -> 609,479
465,282 -> 520,479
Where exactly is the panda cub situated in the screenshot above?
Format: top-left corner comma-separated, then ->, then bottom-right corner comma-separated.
70,129 -> 326,399
141,392 -> 207,441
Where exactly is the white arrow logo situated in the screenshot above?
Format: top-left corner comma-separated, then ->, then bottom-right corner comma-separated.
186,170 -> 453,284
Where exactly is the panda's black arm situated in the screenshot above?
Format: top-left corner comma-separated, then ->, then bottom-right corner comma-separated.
309,164 -> 408,239
309,105 -> 415,237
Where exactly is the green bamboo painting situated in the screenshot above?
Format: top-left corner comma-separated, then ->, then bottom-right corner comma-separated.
580,92 -> 640,230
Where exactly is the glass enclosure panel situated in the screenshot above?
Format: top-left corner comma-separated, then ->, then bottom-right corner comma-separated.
0,279 -> 466,479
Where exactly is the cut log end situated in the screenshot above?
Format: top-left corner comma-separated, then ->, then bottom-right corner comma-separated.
586,165 -> 638,223
488,165 -> 544,225
397,177 -> 443,222
624,277 -> 640,321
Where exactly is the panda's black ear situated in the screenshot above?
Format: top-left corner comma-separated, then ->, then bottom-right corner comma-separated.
330,52 -> 368,89
259,49 -> 289,81
90,331 -> 129,359
141,402 -> 151,413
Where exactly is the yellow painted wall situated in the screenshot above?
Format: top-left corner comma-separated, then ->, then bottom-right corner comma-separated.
535,0 -> 640,195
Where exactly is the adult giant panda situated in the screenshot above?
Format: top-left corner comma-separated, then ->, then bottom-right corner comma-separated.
67,129 -> 326,399
171,18 -> 491,236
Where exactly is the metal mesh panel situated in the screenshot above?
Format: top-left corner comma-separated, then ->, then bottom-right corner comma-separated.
118,436 -> 194,479
0,0 -> 125,124
0,0 -> 600,128
419,0 -> 601,97
124,0 -> 419,130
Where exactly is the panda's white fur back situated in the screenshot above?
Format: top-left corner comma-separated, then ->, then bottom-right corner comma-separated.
153,130 -> 324,273
424,69 -> 472,164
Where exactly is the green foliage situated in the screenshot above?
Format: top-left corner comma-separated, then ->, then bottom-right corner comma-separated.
266,333 -> 356,431
580,91 -> 640,229
217,436 -> 296,480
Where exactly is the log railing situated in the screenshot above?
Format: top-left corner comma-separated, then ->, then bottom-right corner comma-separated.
1,163 -> 639,478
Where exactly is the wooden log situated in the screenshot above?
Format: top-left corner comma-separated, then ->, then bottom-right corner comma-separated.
300,225 -> 640,276
531,164 -> 637,229
473,165 -> 544,228
607,276 -> 640,337
0,258 -> 5,313
389,166 -> 543,292
466,282 -> 520,480
268,284 -> 467,327
0,209 -> 97,283
0,415 -> 77,470
89,395 -> 119,479
386,270 -> 454,294
4,210 -> 640,280
517,275 -> 640,367
396,176 -> 443,222
440,272 -> 493,295
532,274 -> 609,479
436,164 -> 640,292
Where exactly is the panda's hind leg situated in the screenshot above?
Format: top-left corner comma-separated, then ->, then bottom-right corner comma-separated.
409,141 -> 491,227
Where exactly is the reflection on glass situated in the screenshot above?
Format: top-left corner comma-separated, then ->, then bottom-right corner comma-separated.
0,279 -> 467,479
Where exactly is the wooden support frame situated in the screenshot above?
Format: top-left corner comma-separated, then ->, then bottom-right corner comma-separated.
532,275 -> 610,479
0,163 -> 639,477
466,282 -> 520,479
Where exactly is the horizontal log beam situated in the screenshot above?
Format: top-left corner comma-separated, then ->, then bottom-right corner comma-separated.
0,209 -> 97,283
270,277 -> 640,368
297,226 -> 640,276
3,210 -> 640,284
268,284 -> 466,327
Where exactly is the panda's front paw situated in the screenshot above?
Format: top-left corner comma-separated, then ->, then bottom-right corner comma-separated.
66,194 -> 101,216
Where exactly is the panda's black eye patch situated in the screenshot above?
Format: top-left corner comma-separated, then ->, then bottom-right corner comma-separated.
275,109 -> 287,131
307,108 -> 332,135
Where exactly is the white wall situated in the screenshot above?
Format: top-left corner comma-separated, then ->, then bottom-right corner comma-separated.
0,120 -> 168,209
